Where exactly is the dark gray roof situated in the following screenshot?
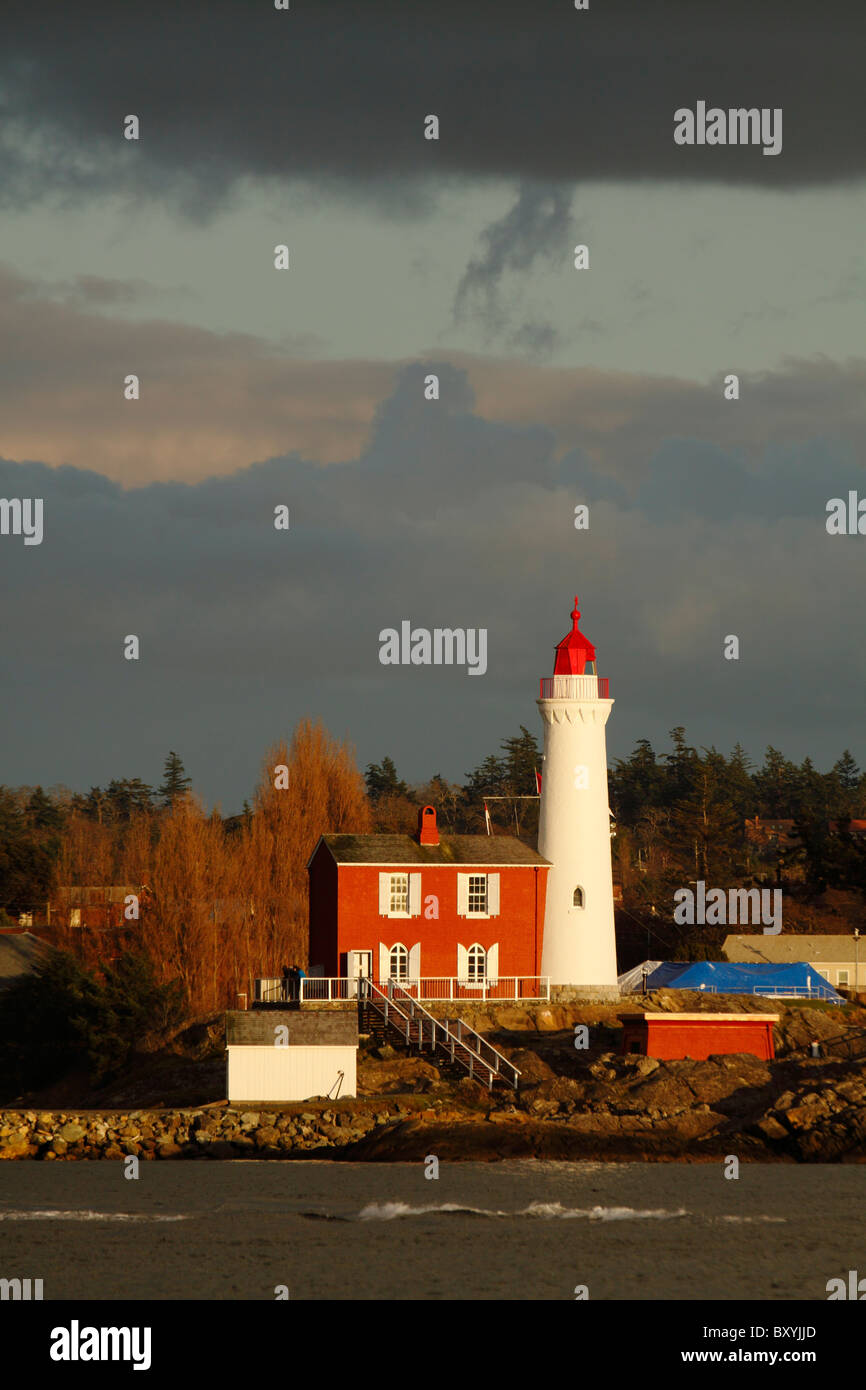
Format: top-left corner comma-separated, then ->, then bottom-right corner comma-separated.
724,934 -> 864,964
56,886 -> 139,904
0,933 -> 45,988
316,833 -> 550,867
226,1010 -> 358,1046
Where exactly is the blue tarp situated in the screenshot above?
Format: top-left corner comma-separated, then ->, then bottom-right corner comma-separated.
618,959 -> 843,1002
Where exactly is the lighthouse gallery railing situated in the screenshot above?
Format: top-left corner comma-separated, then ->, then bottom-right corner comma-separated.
539,675 -> 610,699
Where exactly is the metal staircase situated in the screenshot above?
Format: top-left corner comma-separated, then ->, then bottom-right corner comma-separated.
359,978 -> 520,1091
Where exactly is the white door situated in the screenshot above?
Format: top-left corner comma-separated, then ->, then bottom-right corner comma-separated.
347,950 -> 372,997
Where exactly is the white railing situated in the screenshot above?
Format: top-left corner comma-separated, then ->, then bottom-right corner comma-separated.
254,976 -> 549,1003
689,981 -> 841,1003
751,983 -> 841,1002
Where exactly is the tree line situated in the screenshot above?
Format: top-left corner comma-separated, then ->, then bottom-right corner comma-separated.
2,722 -> 865,1028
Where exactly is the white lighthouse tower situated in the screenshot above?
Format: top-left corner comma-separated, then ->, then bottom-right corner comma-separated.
537,597 -> 619,997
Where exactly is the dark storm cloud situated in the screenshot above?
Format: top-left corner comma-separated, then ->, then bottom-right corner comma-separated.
2,360 -> 866,808
453,182 -> 574,347
1,0 -> 863,221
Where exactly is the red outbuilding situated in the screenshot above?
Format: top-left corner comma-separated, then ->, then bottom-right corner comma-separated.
307,806 -> 550,995
619,1011 -> 778,1061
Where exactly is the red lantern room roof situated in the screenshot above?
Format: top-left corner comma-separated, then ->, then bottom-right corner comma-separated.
552,596 -> 597,675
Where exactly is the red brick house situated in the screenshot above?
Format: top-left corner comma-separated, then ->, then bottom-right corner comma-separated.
307,806 -> 550,990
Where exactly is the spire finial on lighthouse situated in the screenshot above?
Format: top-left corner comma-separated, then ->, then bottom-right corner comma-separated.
571,596 -> 581,626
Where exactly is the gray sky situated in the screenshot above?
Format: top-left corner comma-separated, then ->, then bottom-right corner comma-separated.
1,0 -> 864,811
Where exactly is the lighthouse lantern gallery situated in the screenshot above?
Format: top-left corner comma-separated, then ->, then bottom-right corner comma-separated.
307,597 -> 620,1000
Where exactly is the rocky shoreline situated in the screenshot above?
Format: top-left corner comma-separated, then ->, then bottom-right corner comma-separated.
2,996 -> 865,1163
2,1053 -> 866,1164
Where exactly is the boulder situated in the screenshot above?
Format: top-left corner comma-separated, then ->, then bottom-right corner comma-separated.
751,1116 -> 789,1142
202,1140 -> 236,1159
635,1056 -> 660,1076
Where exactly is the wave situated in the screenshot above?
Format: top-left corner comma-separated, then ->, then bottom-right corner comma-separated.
716,1214 -> 786,1224
321,1201 -> 692,1222
0,1209 -> 189,1222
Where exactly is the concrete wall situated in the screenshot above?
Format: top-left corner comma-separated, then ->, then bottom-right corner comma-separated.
226,1010 -> 358,1046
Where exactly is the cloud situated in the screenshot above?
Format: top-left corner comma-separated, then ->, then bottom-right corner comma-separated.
453,182 -> 574,352
0,0 -> 863,228
0,264 -> 386,482
2,360 -> 866,808
4,261 -> 866,491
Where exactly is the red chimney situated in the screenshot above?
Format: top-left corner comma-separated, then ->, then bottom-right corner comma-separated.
418,805 -> 439,846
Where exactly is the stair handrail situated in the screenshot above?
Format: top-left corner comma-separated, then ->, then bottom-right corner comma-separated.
360,978 -> 520,1089
392,983 -> 521,1085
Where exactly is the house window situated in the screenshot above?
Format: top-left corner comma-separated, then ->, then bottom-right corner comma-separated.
389,943 -> 409,981
69,907 -> 82,928
838,970 -> 850,986
457,872 -> 499,918
468,875 -> 488,914
573,886 -> 585,908
467,944 -> 487,982
389,874 -> 409,915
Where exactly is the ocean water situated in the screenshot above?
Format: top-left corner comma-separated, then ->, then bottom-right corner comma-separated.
0,1161 -> 863,1300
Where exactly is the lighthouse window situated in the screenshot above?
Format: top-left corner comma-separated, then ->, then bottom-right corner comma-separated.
388,874 -> 409,914
467,875 -> 488,914
573,886 -> 585,908
467,944 -> 487,982
389,944 -> 409,981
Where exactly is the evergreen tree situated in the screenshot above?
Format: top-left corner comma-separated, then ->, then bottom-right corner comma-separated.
792,757 -> 827,821
610,739 -> 662,826
464,752 -> 507,798
827,751 -> 863,818
834,749 -> 861,791
499,726 -> 541,794
669,750 -> 744,881
752,746 -> 799,818
0,787 -> 58,913
26,786 -> 63,832
104,778 -> 154,821
364,756 -> 409,803
662,727 -> 700,805
158,752 -> 192,807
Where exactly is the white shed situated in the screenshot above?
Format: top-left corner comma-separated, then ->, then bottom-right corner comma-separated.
226,1009 -> 358,1102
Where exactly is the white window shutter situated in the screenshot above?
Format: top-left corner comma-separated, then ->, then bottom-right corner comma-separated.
457,943 -> 468,978
408,873 -> 422,916
379,873 -> 390,915
487,943 -> 499,983
457,873 -> 469,916
378,943 -> 390,981
487,873 -> 500,916
408,942 -> 421,979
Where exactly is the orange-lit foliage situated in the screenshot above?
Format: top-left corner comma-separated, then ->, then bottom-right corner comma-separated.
55,719 -> 370,1017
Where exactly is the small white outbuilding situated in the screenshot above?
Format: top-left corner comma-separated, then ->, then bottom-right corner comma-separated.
225,1009 -> 358,1102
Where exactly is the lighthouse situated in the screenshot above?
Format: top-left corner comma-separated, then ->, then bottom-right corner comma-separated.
537,597 -> 619,996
